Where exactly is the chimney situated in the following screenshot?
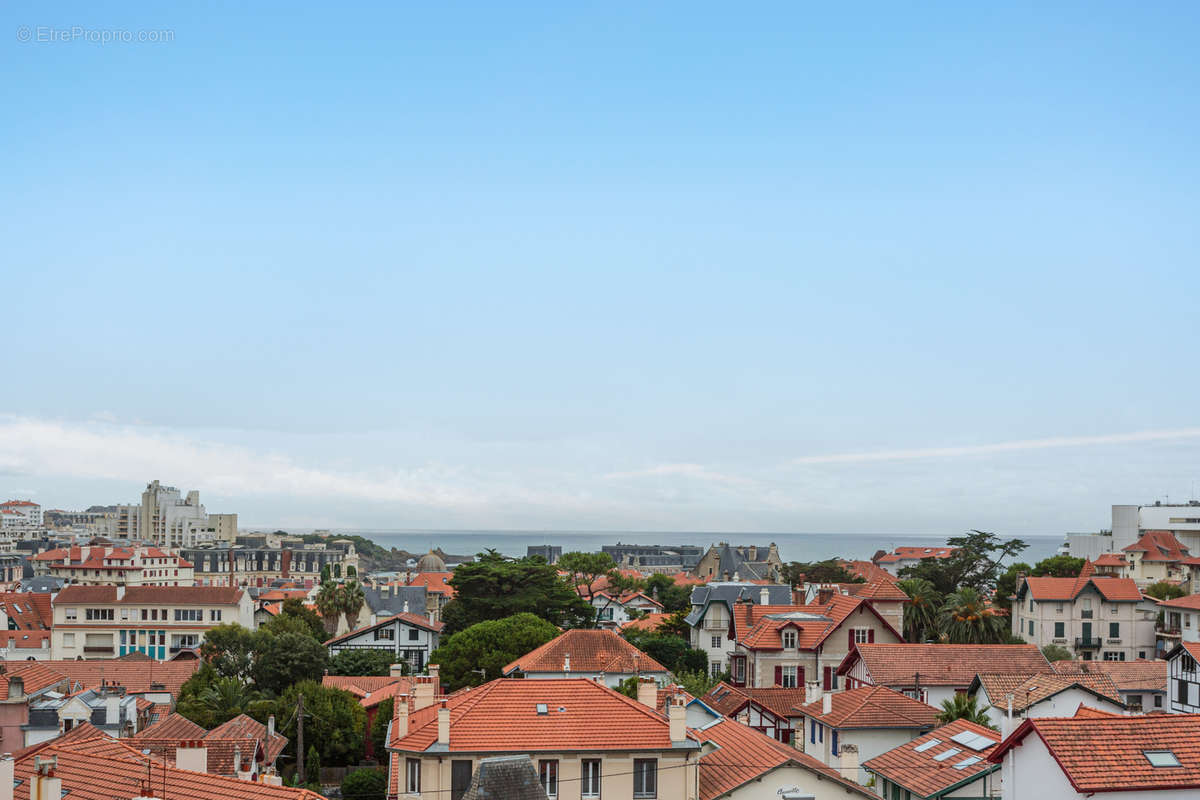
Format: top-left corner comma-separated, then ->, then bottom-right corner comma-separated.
563,653 -> 571,673
262,773 -> 283,786
0,755 -> 12,800
115,585 -> 125,602
817,587 -> 833,606
267,715 -> 275,740
7,677 -> 24,701
668,698 -> 686,742
105,693 -> 121,725
30,758 -> 62,800
760,586 -> 770,606
370,613 -> 377,627
232,746 -> 241,776
436,700 -> 450,746
403,600 -> 409,614
822,693 -> 832,716
390,662 -> 406,679
428,663 -> 440,691
176,740 -> 207,773
637,677 -> 657,709
413,677 -> 435,711
806,680 -> 822,707
394,693 -> 410,738
838,743 -> 859,781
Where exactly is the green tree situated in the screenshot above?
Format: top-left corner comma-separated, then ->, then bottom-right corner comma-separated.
442,551 -> 592,634
369,698 -> 393,762
341,768 -> 388,800
316,580 -> 342,623
275,681 -> 367,767
1041,643 -> 1073,662
1147,581 -> 1187,601
199,676 -> 262,726
262,598 -> 328,643
251,631 -> 329,695
305,744 -> 321,784
341,580 -> 366,627
559,551 -> 617,605
994,562 -> 1032,602
199,623 -> 258,681
328,648 -> 401,677
939,587 -> 1007,644
936,694 -> 996,730
321,564 -> 332,584
674,668 -> 726,698
616,675 -> 639,698
652,610 -> 693,638
346,565 -> 357,578
1032,555 -> 1086,577
783,559 -> 864,587
176,663 -> 222,727
896,578 -> 942,642
622,630 -> 707,674
430,612 -> 560,690
899,531 -> 1028,595
644,574 -> 692,613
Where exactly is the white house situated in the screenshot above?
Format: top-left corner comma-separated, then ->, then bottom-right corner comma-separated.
969,672 -> 1126,732
501,628 -> 672,688
591,590 -> 663,629
685,582 -> 795,678
989,710 -> 1200,799
1164,641 -> 1200,713
323,611 -> 443,672
862,718 -> 1001,800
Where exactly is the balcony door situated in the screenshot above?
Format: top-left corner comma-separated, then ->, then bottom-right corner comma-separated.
1082,621 -> 1092,644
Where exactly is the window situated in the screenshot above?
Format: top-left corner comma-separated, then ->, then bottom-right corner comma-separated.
1056,603 -> 1064,614
538,760 -> 558,798
64,608 -> 77,621
406,758 -> 421,794
1177,678 -> 1188,704
1109,622 -> 1120,639
1155,694 -> 1164,708
781,665 -> 798,688
210,609 -> 222,622
1054,622 -> 1064,638
375,627 -> 396,641
811,720 -> 817,744
581,760 -> 601,798
633,759 -> 656,798
832,729 -> 839,756
409,628 -> 420,641
1104,651 -> 1126,662
710,661 -> 723,678
1145,750 -> 1182,767
1029,597 -> 1034,612
853,629 -> 872,644
63,633 -> 75,647
1184,655 -> 1197,673
1028,620 -> 1034,636
85,608 -> 114,621
711,635 -> 722,649
174,609 -> 202,622
781,630 -> 797,649
120,609 -> 129,620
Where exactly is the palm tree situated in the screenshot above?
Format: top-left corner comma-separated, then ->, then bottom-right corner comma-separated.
897,578 -> 942,642
315,580 -> 341,622
341,580 -> 366,627
199,676 -> 260,725
936,693 -> 996,730
939,587 -> 1006,644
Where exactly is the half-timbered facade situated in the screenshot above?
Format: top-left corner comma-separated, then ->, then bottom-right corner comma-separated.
1165,640 -> 1200,713
324,612 -> 443,671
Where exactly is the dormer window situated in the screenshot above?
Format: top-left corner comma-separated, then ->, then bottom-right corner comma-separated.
781,630 -> 797,649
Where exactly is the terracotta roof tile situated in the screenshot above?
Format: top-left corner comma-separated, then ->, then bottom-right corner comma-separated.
698,718 -> 873,800
502,629 -> 669,676
1052,659 -> 1167,694
842,644 -> 1050,687
1022,561 -> 1144,603
973,672 -> 1123,713
35,659 -> 199,697
863,718 -> 999,797
54,585 -> 243,605
989,714 -> 1200,792
700,682 -> 807,719
1123,530 -> 1191,561
133,713 -> 207,741
619,612 -> 675,632
796,685 -> 939,729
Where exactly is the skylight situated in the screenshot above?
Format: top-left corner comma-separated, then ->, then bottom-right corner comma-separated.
954,756 -> 982,770
933,748 -> 962,762
913,738 -> 941,753
1145,751 -> 1181,767
535,703 -> 548,715
951,731 -> 998,751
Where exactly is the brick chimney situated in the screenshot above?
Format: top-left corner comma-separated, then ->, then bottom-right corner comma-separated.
637,677 -> 657,709
436,700 -> 450,746
394,693 -> 410,738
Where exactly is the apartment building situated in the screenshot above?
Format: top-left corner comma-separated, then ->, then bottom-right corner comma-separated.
30,545 -> 194,586
51,585 -> 253,659
0,501 -> 41,532
181,536 -> 358,588
386,677 -> 702,800
1011,561 -> 1157,662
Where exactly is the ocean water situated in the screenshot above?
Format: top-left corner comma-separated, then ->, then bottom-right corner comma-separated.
328,529 -> 1064,566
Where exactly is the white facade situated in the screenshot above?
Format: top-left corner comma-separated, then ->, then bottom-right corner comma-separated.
1011,584 -> 1157,663
800,722 -> 919,786
1070,502 -> 1200,559
326,615 -> 441,671
976,685 -> 1126,732
592,592 -> 662,628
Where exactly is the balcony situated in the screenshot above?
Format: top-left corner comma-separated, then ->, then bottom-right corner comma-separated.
1075,637 -> 1102,649
1081,610 -> 1094,619
1157,626 -> 1182,639
83,646 -> 113,654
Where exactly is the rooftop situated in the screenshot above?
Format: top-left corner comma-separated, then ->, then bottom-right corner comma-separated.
502,628 -> 670,676
863,717 -> 1000,797
794,685 -> 940,729
840,643 -> 1051,687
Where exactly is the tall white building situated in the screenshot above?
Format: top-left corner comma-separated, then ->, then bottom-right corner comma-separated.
1066,501 -> 1200,559
0,500 -> 42,531
94,481 -> 238,548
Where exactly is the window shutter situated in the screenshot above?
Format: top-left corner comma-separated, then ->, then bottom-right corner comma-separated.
798,668 -> 805,687
774,666 -> 783,686
849,629 -> 855,650
868,629 -> 875,643
823,666 -> 832,691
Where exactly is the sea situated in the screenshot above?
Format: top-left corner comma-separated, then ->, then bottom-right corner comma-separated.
315,529 -> 1065,566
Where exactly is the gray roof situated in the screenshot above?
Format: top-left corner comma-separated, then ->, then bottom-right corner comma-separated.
17,576 -> 65,593
461,756 -> 549,800
684,582 -> 793,626
363,585 -> 428,617
711,543 -> 776,581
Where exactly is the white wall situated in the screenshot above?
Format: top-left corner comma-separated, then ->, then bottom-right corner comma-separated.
717,762 -> 869,800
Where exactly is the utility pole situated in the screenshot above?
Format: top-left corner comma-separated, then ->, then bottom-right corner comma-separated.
297,693 -> 305,785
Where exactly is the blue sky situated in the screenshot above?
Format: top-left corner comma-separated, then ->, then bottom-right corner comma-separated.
2,2 -> 1198,533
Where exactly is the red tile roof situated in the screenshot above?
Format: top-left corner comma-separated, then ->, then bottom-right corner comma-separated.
840,560 -> 900,584
701,682 -> 808,719
0,662 -> 71,696
698,718 -> 873,800
840,644 -> 1050,687
502,628 -> 669,676
619,612 -> 675,632
863,718 -> 999,797
208,713 -> 288,764
1021,560 -> 1144,603
133,713 -> 207,741
1123,530 -> 1191,561
54,585 -> 243,605
795,685 -> 940,729
1052,659 -> 1168,694
389,678 -> 695,753
36,659 -> 199,697
853,579 -> 910,602
405,571 -> 456,597
1157,593 -> 1200,610
875,547 -> 956,564
0,592 -> 53,629
1094,553 -> 1127,567
322,675 -> 413,709
973,672 -> 1123,713
989,714 -> 1200,792
736,594 -> 901,652
324,611 -> 443,645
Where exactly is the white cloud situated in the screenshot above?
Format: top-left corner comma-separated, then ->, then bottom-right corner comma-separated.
602,462 -> 757,488
789,428 -> 1200,465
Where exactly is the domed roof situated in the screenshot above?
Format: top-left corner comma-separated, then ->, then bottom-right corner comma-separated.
417,549 -> 446,572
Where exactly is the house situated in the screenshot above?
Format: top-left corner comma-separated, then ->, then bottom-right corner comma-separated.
501,628 -> 672,689
873,547 -> 956,577
23,681 -> 142,745
591,591 -> 664,629
1164,641 -> 1200,713
324,666 -> 417,759
1122,530 -> 1194,587
404,572 -> 455,622
324,612 -> 443,672
1051,659 -> 1168,712
4,722 -> 323,800
132,712 -> 289,778
701,682 -> 808,744
29,545 -> 195,586
460,755 -> 549,800
692,543 -> 784,582
729,593 -> 904,691
386,678 -> 702,800
621,612 -> 676,633
50,585 -> 254,659
697,718 -> 875,800
1154,593 -> 1200,657
685,583 -> 795,678
1093,552 -> 1129,576
862,718 -> 1001,800
363,583 -> 430,621
988,708 -> 1200,799
968,672 -> 1125,732
793,686 -> 940,785
1011,561 -> 1157,662
838,644 -> 1051,706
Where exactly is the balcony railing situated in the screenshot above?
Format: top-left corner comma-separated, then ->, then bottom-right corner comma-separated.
1051,637 -> 1069,644
1075,636 -> 1102,649
1105,638 -> 1122,645
1157,626 -> 1182,638
1081,610 -> 1094,619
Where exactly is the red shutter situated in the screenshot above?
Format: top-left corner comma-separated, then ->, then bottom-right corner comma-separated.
823,667 -> 832,691
797,668 -> 804,687
868,629 -> 875,643
848,629 -> 855,650
774,666 -> 783,687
